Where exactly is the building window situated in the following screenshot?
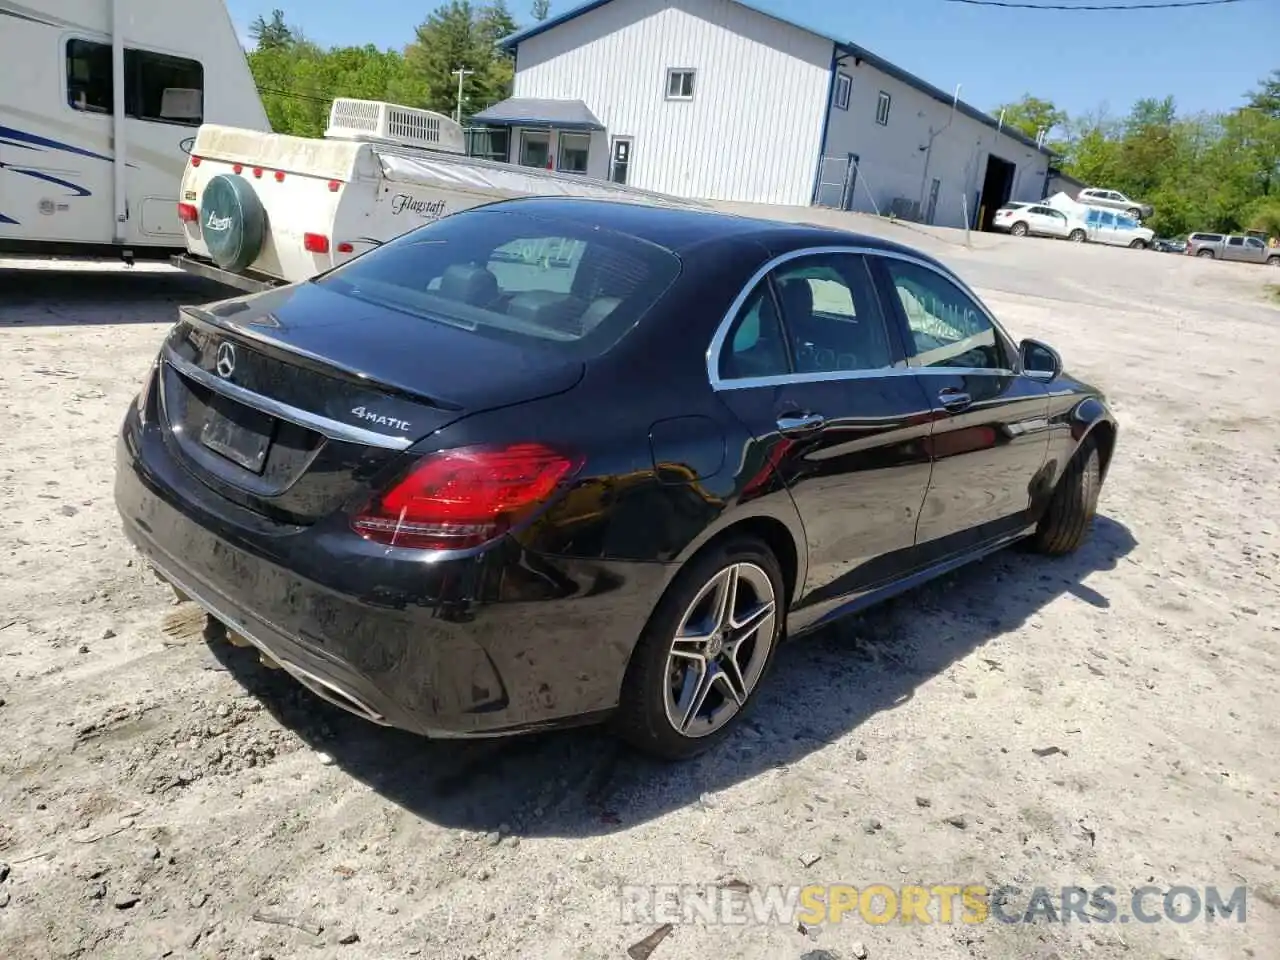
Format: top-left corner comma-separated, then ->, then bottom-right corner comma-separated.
665,68 -> 696,101
519,130 -> 551,168
834,72 -> 852,111
465,126 -> 510,163
875,91 -> 891,126
66,39 -> 204,124
557,132 -> 590,174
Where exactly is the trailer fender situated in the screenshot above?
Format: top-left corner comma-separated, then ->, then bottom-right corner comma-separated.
200,174 -> 265,273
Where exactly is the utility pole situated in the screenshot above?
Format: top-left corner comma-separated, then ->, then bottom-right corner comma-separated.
452,67 -> 474,125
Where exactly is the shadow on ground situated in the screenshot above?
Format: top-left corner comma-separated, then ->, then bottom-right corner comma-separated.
209,515 -> 1137,838
0,267 -> 228,327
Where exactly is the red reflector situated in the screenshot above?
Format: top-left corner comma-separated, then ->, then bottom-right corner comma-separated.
177,202 -> 198,223
336,241 -> 354,253
274,170 -> 285,182
303,232 -> 330,253
252,167 -> 263,178
233,163 -> 243,174
190,156 -> 202,167
327,180 -> 341,192
352,443 -> 582,551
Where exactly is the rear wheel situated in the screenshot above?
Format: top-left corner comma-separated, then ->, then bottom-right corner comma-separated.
1011,221 -> 1029,237
1129,239 -> 1147,250
1126,208 -> 1143,220
615,538 -> 784,760
1032,438 -> 1101,556
1267,255 -> 1280,267
1069,229 -> 1087,243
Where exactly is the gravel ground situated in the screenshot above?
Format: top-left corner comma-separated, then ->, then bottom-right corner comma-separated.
1,227 -> 1278,960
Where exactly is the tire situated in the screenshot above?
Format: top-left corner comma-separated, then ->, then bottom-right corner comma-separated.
614,538 -> 784,760
200,174 -> 266,272
1011,221 -> 1029,237
1129,239 -> 1147,250
1032,437 -> 1102,556
1267,256 -> 1280,267
1197,249 -> 1214,258
1126,208 -> 1143,220
1069,229 -> 1086,243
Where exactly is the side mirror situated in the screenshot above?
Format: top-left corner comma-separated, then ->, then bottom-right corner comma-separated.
1020,338 -> 1062,381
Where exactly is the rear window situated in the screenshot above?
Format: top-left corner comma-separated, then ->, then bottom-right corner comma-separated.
317,208 -> 682,358
1190,233 -> 1223,242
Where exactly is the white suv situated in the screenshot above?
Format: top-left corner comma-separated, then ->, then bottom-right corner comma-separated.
1076,188 -> 1153,221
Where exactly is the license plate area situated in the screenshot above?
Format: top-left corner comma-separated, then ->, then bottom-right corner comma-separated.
200,395 -> 276,474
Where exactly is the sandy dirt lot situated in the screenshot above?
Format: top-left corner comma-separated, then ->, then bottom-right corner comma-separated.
1,226 -> 1278,960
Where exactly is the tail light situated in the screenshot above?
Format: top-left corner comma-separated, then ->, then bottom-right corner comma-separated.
352,443 -> 583,551
177,202 -> 197,223
303,232 -> 330,253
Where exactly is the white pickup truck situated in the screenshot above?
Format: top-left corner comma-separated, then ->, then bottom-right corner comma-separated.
173,98 -> 705,292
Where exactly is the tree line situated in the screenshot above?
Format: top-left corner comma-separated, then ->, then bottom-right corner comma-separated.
245,3 -> 539,137
244,6 -> 1277,238
996,78 -> 1280,238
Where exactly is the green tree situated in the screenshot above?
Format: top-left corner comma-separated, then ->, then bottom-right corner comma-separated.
398,1 -> 516,118
992,94 -> 1066,142
249,9 -> 293,51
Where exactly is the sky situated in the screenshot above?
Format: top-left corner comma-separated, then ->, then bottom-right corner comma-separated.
224,0 -> 1280,121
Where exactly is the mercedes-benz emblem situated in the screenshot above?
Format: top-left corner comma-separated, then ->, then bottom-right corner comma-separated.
215,341 -> 237,379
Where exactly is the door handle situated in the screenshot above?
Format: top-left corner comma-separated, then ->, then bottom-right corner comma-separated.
776,412 -> 826,436
938,389 -> 972,411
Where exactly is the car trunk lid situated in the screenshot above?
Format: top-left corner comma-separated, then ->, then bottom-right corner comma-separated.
157,282 -> 584,524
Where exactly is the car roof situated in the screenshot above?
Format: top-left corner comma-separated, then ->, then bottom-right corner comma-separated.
478,196 -> 951,270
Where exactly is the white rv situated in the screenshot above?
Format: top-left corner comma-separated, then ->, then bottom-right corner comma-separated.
173,98 -> 708,292
0,0 -> 268,258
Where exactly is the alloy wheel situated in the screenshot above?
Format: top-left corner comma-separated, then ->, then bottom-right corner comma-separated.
663,562 -> 777,738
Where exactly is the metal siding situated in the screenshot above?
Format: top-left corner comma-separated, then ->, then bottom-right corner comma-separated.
512,0 -> 831,205
821,64 -> 1049,228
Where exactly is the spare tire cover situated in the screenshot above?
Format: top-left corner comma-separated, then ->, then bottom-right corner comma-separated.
200,174 -> 265,272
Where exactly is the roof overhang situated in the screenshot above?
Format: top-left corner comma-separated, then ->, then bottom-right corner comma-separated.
470,97 -> 605,131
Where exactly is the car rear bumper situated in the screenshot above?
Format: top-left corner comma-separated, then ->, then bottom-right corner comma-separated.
114,404 -> 676,737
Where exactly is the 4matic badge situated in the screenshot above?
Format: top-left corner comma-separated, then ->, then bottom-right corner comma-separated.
350,406 -> 411,432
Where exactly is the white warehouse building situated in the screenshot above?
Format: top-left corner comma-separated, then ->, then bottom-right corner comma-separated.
472,0 -> 1054,231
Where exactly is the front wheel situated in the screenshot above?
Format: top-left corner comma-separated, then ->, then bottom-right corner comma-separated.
615,539 -> 784,760
1069,229 -> 1087,243
1127,208 -> 1143,220
1129,239 -> 1147,250
1197,249 -> 1215,258
1032,438 -> 1101,556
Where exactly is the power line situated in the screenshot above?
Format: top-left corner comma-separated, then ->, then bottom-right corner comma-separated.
256,86 -> 333,104
942,0 -> 1249,9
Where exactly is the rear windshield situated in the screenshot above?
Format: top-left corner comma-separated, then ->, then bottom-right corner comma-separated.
316,208 -> 682,358
1190,233 -> 1223,242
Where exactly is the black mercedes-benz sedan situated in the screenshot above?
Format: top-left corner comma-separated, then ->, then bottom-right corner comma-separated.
115,197 -> 1117,760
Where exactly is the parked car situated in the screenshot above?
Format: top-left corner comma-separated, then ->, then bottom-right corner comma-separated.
114,198 -> 1118,760
1152,237 -> 1186,254
1186,232 -> 1280,265
1073,209 -> 1155,248
993,203 -> 1072,239
1077,188 -> 1153,221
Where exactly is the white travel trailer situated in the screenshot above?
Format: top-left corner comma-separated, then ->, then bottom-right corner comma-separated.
0,0 -> 268,258
174,98 -> 709,292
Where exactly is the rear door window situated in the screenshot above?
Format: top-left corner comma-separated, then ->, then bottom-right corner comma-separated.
317,209 -> 681,358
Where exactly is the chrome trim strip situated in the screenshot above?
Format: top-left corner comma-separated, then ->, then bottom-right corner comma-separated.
705,244 -> 1023,391
162,344 -> 415,451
